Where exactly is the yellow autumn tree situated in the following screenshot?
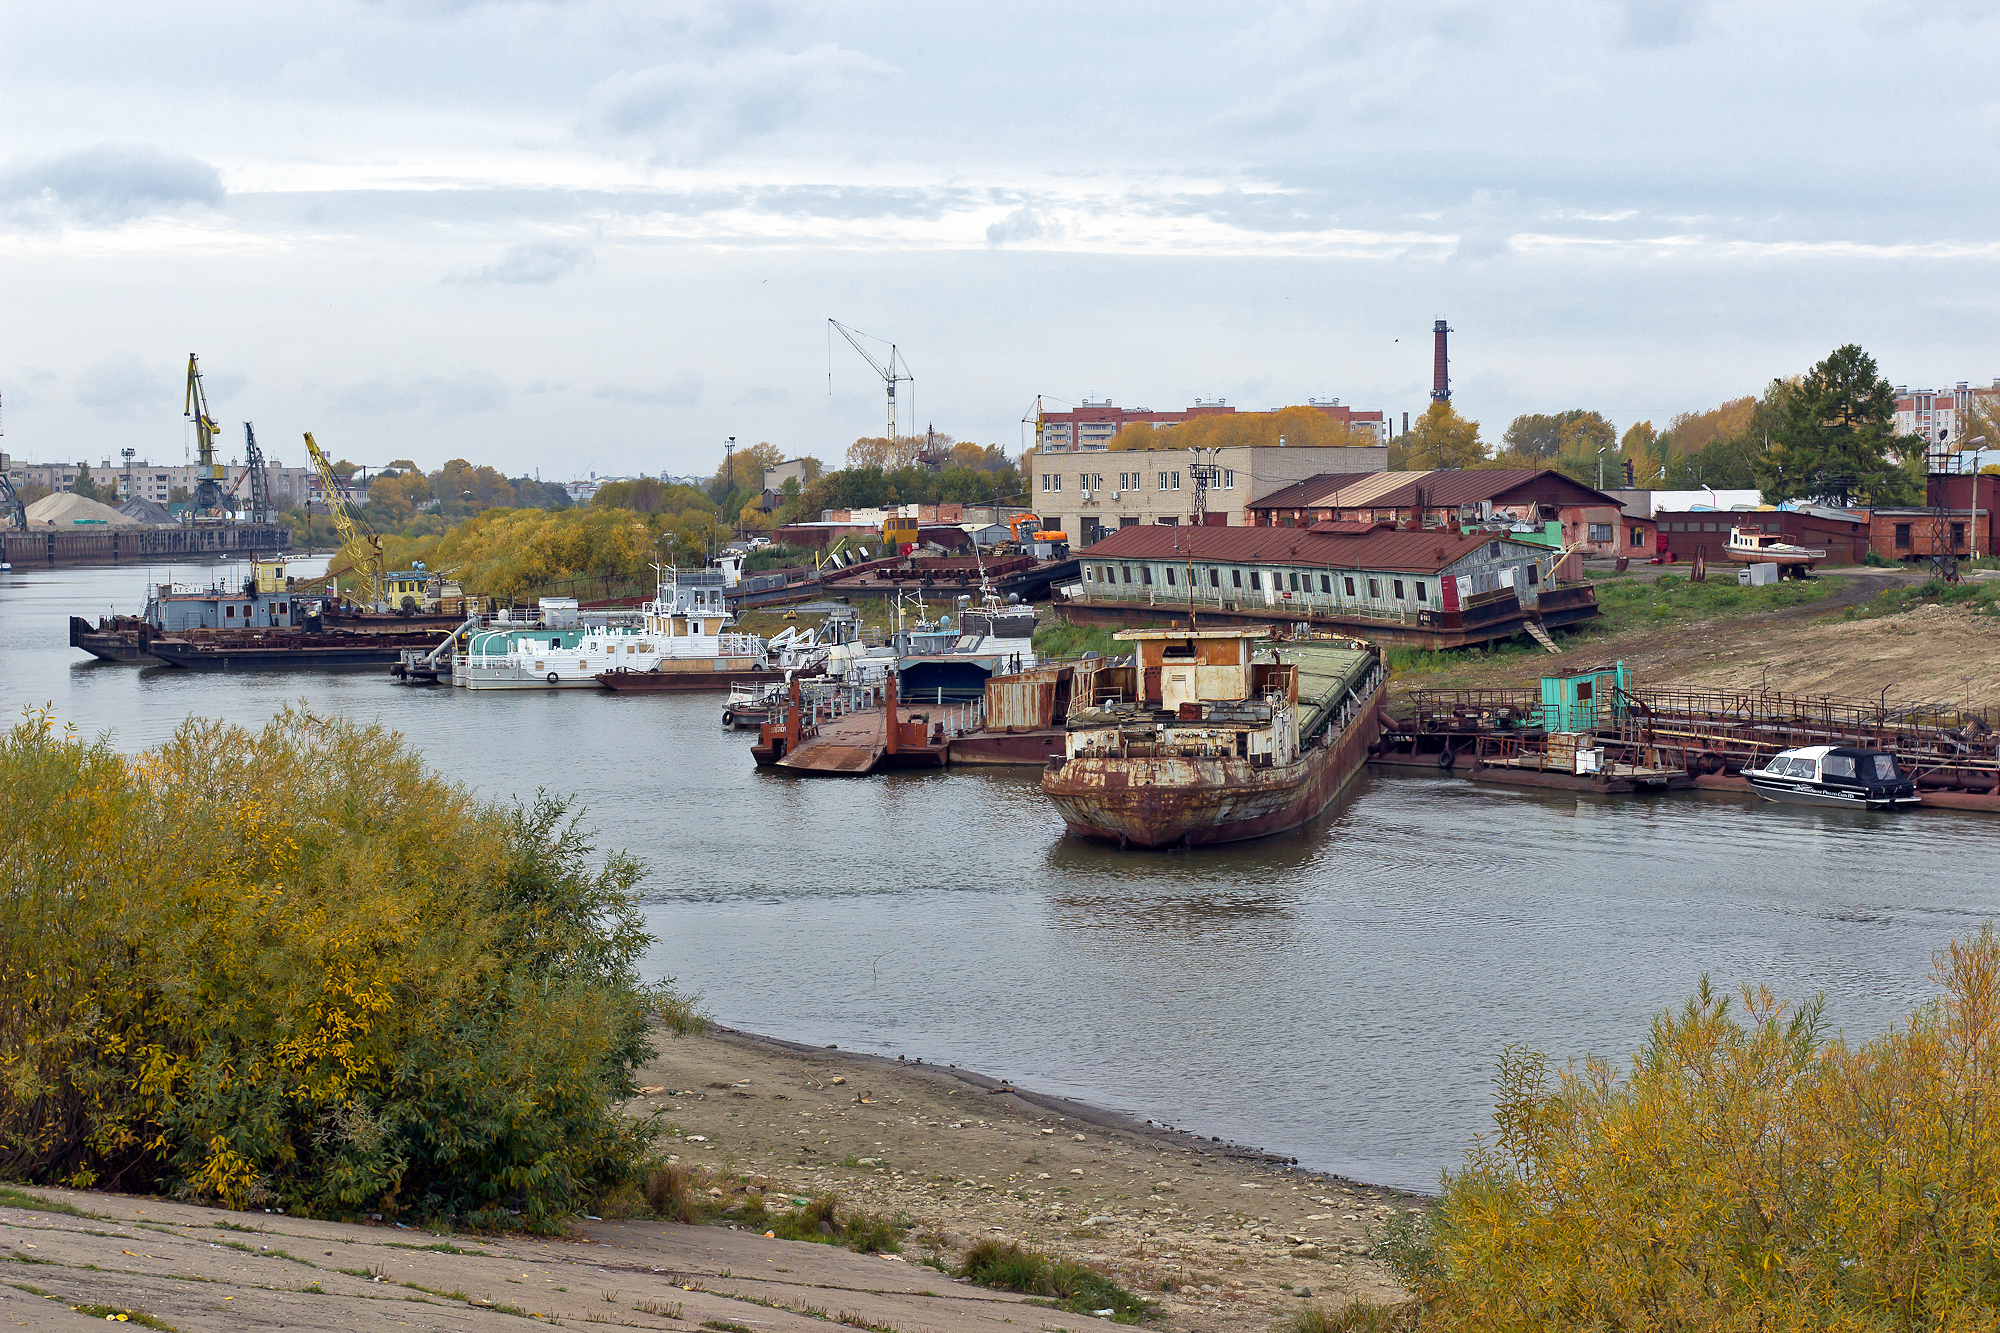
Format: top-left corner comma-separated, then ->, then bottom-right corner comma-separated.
1402,402 -> 1487,469
1396,928 -> 2000,1330
0,705 -> 693,1230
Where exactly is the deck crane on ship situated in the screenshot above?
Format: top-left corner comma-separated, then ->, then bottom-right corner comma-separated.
302,430 -> 386,610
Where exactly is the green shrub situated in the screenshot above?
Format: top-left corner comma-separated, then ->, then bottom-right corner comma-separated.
0,706 -> 683,1232
957,1239 -> 1148,1321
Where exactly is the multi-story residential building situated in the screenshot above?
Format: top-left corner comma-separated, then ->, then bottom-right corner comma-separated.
5,456 -> 324,510
1894,380 -> 2000,447
1036,397 -> 1388,453
1026,443 -> 1387,548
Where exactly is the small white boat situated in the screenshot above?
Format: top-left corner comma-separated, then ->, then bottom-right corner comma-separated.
1726,527 -> 1825,567
1742,745 -> 1920,809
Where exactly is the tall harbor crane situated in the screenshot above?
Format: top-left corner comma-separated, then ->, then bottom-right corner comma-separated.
184,354 -> 229,519
828,319 -> 912,444
302,430 -> 384,608
241,422 -> 271,525
0,391 -> 24,529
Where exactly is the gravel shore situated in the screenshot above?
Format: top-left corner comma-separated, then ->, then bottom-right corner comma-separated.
632,1024 -> 1420,1331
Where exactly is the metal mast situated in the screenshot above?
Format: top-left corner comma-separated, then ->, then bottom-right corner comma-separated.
828,319 -> 912,445
184,354 -> 227,518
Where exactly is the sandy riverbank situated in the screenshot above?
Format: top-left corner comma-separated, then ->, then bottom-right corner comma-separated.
627,1024 -> 1421,1331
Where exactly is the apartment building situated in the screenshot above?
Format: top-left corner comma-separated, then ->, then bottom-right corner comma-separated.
1036,397 -> 1388,452
1026,443 -> 1387,548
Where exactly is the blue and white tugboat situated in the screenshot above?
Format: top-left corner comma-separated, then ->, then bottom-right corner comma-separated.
1742,745 -> 1920,809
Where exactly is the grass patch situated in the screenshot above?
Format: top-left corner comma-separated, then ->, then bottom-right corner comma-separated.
0,1185 -> 95,1217
956,1238 -> 1148,1323
764,1194 -> 904,1254
701,1322 -> 757,1333
383,1241 -> 492,1257
1283,1301 -> 1421,1332
1589,571 -> 1833,635
1838,574 -> 2000,623
1032,621 -> 1124,660
67,1304 -> 178,1330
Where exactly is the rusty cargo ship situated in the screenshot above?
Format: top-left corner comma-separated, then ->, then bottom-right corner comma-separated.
1041,628 -> 1385,849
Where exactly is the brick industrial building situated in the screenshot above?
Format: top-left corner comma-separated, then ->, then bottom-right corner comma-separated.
1247,468 -> 1650,562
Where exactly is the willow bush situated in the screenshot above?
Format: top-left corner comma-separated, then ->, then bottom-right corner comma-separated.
1402,930 -> 2000,1330
0,706 -> 673,1231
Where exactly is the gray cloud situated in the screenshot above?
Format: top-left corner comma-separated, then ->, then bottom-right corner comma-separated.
73,353 -> 169,420
591,44 -> 892,156
327,370 -> 510,417
735,386 -> 787,405
0,144 -> 223,225
594,375 -> 704,407
446,242 -> 595,285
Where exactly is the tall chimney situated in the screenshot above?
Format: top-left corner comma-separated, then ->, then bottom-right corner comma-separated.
1431,319 -> 1453,403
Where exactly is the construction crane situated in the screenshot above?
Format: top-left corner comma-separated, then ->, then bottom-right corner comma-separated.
302,430 -> 385,609
0,391 -> 23,529
241,422 -> 271,525
828,319 -> 912,445
184,354 -> 228,519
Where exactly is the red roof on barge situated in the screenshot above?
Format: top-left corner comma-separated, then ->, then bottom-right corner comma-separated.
1079,523 -> 1542,574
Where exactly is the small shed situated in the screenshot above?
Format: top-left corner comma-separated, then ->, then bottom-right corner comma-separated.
1539,662 -> 1628,732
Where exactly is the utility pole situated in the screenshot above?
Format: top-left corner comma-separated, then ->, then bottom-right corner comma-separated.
724,436 -> 737,538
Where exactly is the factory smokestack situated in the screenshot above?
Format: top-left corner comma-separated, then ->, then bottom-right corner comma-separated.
1431,319 -> 1453,403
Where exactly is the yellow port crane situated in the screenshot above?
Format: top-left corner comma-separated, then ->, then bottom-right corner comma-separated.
302,430 -> 385,609
184,354 -> 229,520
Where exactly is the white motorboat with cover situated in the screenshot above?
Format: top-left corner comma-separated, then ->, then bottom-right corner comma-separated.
1742,745 -> 1919,809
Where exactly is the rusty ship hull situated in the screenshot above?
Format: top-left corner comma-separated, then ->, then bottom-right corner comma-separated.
1043,672 -> 1383,847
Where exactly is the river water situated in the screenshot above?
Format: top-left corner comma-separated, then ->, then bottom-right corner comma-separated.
8,559 -> 1992,1194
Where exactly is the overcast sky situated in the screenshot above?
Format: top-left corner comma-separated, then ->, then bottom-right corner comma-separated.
4,1 -> 1996,480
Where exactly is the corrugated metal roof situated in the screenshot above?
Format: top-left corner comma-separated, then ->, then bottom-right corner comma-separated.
1251,467 -> 1618,512
1079,523 -> 1544,574
1254,471 -> 1430,509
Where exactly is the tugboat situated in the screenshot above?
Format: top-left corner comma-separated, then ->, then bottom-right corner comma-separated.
1040,627 -> 1385,848
1742,745 -> 1920,809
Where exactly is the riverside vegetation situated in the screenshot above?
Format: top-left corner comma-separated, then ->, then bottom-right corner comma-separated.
0,705 -> 699,1232
1376,930 -> 2000,1331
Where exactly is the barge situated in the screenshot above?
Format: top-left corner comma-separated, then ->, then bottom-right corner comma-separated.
1041,628 -> 1385,848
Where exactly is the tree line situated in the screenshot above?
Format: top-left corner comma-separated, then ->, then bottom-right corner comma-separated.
1388,344 -> 1964,506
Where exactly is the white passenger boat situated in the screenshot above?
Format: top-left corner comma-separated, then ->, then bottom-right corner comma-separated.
456,568 -> 768,690
1742,745 -> 1920,809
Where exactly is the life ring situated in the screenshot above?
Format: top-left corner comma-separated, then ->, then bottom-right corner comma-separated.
721,710 -> 736,727
547,671 -> 560,684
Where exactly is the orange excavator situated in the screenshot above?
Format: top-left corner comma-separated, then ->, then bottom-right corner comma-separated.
1008,513 -> 1067,544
